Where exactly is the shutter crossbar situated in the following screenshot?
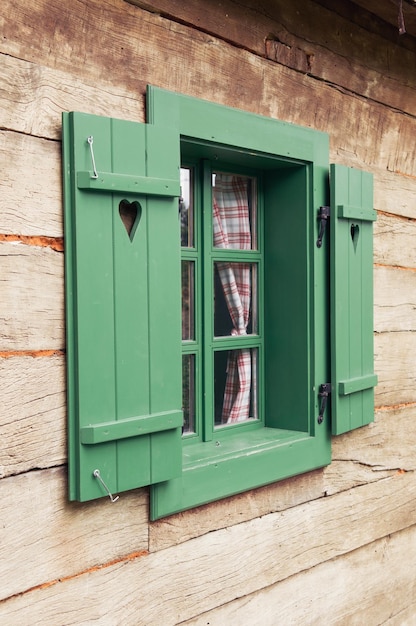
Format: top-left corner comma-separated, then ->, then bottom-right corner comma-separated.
80,410 -> 183,444
77,171 -> 180,196
338,374 -> 378,396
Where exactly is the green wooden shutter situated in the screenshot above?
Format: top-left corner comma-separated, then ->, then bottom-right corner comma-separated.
330,164 -> 378,435
63,112 -> 182,501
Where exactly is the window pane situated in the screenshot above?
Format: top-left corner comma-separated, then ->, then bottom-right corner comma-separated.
182,354 -> 196,434
180,167 -> 193,247
214,263 -> 257,337
214,348 -> 258,425
182,261 -> 195,340
212,173 -> 257,250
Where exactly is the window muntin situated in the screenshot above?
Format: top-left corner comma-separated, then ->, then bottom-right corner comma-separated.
181,165 -> 262,435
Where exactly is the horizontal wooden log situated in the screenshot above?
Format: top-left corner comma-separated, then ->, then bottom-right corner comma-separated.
374,212 -> 416,269
0,52 -> 142,140
153,403 -> 415,550
182,525 -> 416,625
0,354 -> 66,478
151,469 -> 327,551
325,404 -> 416,486
371,168 -> 416,221
1,3 -> 416,178
374,265 -> 416,332
375,331 -> 416,406
1,471 -> 415,621
0,241 -> 64,351
0,131 -> 63,237
0,467 -> 149,601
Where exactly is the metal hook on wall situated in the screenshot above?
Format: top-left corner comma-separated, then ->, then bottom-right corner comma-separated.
87,136 -> 99,179
93,469 -> 120,503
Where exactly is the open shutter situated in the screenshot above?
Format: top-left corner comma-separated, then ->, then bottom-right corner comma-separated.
63,112 -> 182,501
330,164 -> 378,435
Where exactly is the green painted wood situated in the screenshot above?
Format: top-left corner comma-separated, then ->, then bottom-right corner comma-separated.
77,170 -> 180,196
330,164 -> 377,435
337,204 -> 377,221
338,374 -> 379,396
148,87 -> 332,519
63,111 -> 182,502
80,410 -> 183,444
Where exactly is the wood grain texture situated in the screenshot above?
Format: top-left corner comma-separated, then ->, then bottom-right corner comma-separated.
0,354 -> 66,477
371,169 -> 416,220
150,469 -> 327,552
0,2 -> 415,178
0,52 -> 143,140
330,404 -> 416,474
151,403 -> 415,551
182,525 -> 416,626
0,467 -> 149,601
374,212 -> 416,268
375,331 -> 416,406
0,241 -> 64,350
127,0 -> 416,114
374,265 -> 416,332
0,131 -> 63,237
1,472 -> 415,623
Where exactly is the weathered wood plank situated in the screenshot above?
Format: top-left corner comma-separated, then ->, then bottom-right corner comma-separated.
0,467 -> 149,601
0,354 -> 66,477
152,404 -> 415,550
0,131 -> 63,237
327,404 -> 416,491
16,0 -> 416,117
375,331 -> 416,406
374,212 -> 416,269
1,472 -> 415,622
182,525 -> 416,625
1,3 -> 416,178
0,241 -> 64,350
372,169 -> 416,220
374,265 -> 416,332
0,52 -> 142,140
150,469 -> 327,552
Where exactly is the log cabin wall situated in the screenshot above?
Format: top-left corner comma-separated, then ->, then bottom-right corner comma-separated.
1,0 -> 415,622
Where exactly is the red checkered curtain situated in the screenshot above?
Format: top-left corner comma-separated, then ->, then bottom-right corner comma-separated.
213,174 -> 252,423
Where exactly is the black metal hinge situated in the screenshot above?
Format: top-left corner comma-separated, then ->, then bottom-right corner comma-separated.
317,383 -> 331,424
316,206 -> 330,248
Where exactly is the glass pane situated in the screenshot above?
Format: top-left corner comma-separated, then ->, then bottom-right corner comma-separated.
214,263 -> 257,337
182,354 -> 196,434
182,261 -> 195,340
214,348 -> 258,425
212,172 -> 257,250
180,167 -> 193,247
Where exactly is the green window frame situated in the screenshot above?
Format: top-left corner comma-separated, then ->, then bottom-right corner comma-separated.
180,158 -> 263,440
62,86 -> 377,519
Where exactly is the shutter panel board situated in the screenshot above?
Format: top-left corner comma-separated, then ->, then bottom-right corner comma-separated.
330,164 -> 378,435
63,112 -> 182,501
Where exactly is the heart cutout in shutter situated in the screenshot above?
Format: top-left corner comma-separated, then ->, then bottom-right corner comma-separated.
119,200 -> 142,241
350,223 -> 360,252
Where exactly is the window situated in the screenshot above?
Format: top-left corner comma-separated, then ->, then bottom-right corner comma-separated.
62,87 -> 377,518
181,163 -> 261,441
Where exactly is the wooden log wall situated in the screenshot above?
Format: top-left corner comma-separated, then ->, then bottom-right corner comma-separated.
0,0 -> 415,622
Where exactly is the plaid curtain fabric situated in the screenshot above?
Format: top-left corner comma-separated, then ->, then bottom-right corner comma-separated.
213,174 -> 252,423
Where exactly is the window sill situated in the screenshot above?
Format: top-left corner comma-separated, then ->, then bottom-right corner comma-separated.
183,427 -> 306,468
150,426 -> 331,519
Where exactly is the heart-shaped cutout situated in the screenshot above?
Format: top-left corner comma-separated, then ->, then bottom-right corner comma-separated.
350,223 -> 360,252
119,200 -> 142,241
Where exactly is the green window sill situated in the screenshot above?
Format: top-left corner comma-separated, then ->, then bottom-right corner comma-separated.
151,427 -> 331,520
